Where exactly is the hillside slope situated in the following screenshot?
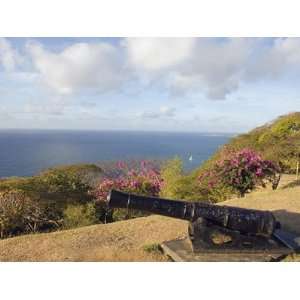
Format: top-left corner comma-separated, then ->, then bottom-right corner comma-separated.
198,112 -> 300,174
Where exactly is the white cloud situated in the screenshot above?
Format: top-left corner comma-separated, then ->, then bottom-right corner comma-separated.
124,38 -> 254,99
24,103 -> 65,116
247,38 -> 300,79
168,38 -> 255,99
76,108 -> 101,120
4,37 -> 300,106
23,96 -> 72,116
24,37 -> 300,101
26,41 -> 127,95
159,105 -> 176,116
80,101 -> 96,108
125,38 -> 300,100
124,38 -> 196,71
0,38 -> 23,72
271,38 -> 300,67
137,106 -> 176,119
0,106 -> 13,120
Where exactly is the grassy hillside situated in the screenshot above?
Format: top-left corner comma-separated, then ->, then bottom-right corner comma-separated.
1,174 -> 299,262
199,112 -> 300,174
0,163 -> 103,191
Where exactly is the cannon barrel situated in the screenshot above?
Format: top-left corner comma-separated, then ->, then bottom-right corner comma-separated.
107,189 -> 278,236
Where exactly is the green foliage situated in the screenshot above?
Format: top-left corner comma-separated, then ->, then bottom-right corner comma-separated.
46,163 -> 102,175
197,180 -> 235,203
159,157 -> 207,202
0,164 -> 101,195
271,113 -> 300,136
0,176 -> 41,193
159,157 -> 184,199
63,203 -> 98,229
42,164 -> 103,187
0,164 -> 98,238
158,157 -> 233,203
38,168 -> 90,194
1,165 -> 94,203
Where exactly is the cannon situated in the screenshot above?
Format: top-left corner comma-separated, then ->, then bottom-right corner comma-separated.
107,190 -> 298,257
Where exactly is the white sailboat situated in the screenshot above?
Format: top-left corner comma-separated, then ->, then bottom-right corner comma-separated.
188,154 -> 193,161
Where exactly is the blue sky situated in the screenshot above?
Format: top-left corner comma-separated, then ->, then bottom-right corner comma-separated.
1,37 -> 300,133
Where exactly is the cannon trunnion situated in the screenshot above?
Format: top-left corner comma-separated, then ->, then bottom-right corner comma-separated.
107,190 -> 294,260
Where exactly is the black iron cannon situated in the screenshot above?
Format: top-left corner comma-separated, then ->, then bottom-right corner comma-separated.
107,189 -> 288,253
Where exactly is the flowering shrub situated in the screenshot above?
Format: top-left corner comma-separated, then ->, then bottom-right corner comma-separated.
198,148 -> 281,198
94,160 -> 161,200
93,161 -> 162,221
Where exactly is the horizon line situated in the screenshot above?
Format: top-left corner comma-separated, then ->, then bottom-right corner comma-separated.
0,127 -> 240,135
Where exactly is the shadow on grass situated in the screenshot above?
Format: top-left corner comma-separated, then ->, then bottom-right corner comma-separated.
280,179 -> 300,189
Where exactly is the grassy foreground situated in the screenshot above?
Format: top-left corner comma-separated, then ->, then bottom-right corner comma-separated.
0,215 -> 187,262
0,174 -> 299,262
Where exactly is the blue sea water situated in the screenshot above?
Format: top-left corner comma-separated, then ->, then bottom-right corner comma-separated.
0,130 -> 232,178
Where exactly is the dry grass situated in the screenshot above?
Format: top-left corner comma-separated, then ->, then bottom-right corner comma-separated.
0,174 -> 299,262
0,215 -> 187,262
222,179 -> 300,236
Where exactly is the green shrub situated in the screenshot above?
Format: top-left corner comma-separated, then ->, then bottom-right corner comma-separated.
41,164 -> 103,187
38,168 -> 90,195
63,203 -> 98,229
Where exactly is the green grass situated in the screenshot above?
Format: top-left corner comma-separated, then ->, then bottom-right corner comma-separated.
143,243 -> 162,254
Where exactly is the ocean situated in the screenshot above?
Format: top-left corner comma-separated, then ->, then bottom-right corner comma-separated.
0,130 -> 232,178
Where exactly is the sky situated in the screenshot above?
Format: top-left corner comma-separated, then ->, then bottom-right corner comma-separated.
1,37 -> 300,133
